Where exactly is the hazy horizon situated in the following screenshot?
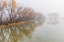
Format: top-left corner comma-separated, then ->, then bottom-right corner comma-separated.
16,0 -> 64,18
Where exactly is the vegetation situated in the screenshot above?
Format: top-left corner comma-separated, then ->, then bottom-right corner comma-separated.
0,0 -> 45,42
0,0 -> 44,26
0,18 -> 45,42
48,13 -> 59,19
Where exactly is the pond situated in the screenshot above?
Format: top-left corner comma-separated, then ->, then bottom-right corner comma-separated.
0,16 -> 64,42
24,19 -> 64,42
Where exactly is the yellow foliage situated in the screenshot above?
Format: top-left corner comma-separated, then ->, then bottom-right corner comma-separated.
11,0 -> 16,9
2,1 -> 7,7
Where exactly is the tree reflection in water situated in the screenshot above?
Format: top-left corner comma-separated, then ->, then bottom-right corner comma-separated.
48,13 -> 59,25
0,17 -> 45,42
48,18 -> 59,25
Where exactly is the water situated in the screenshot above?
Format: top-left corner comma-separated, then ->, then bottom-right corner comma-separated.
0,17 -> 64,42
24,19 -> 64,42
23,19 -> 64,42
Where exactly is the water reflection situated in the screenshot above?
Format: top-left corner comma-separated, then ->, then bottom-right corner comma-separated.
48,13 -> 59,25
48,18 -> 59,25
0,17 -> 45,42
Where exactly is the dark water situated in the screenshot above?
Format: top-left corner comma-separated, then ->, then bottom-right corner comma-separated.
0,17 -> 64,42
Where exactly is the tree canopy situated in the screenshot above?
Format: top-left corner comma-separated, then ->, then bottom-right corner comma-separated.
0,0 -> 44,25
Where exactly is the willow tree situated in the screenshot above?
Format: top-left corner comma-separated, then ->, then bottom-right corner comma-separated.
0,0 -> 43,25
1,0 -> 16,9
11,0 -> 16,8
0,0 -> 17,24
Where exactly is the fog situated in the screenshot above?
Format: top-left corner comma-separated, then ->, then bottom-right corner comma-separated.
16,0 -> 64,18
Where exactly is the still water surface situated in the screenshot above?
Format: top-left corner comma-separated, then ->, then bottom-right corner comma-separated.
0,18 -> 64,42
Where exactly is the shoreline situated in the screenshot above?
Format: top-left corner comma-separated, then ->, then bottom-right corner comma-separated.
0,20 -> 35,28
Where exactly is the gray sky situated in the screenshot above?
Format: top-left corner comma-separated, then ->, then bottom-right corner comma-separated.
16,0 -> 64,18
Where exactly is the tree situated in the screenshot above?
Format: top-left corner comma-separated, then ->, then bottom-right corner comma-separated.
11,0 -> 16,9
0,0 -> 44,25
48,13 -> 59,19
48,13 -> 59,25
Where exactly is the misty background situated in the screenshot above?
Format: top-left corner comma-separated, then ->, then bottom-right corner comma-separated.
16,0 -> 64,18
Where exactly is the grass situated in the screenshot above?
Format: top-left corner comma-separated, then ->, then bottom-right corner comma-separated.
0,20 -> 35,28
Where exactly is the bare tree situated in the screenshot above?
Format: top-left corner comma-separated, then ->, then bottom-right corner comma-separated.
0,0 -> 44,25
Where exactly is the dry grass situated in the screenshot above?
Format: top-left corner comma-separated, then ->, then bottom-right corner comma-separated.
0,20 -> 34,28
0,21 -> 25,28
8,21 -> 25,27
